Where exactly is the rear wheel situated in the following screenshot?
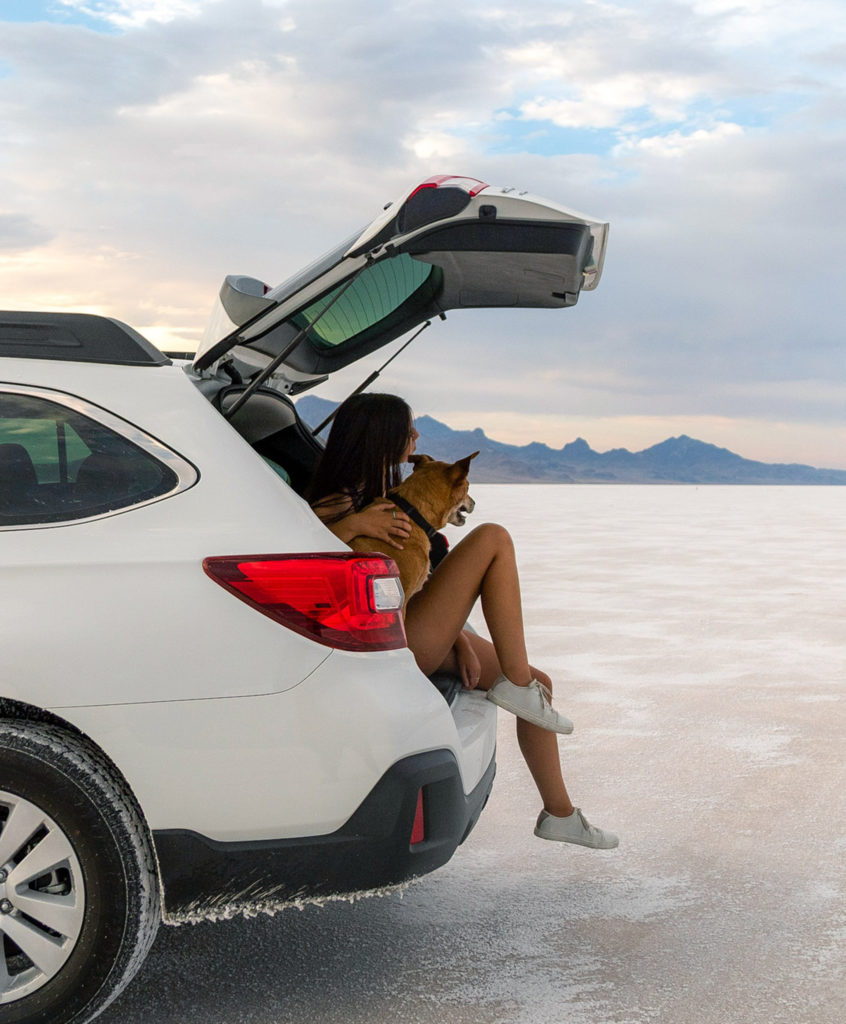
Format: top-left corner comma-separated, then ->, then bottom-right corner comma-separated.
0,719 -> 160,1024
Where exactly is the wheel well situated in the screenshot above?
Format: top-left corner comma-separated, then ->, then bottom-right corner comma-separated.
0,697 -> 157,866
0,705 -> 162,1017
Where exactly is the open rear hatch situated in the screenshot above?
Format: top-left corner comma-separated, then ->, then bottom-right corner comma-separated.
192,175 -> 608,394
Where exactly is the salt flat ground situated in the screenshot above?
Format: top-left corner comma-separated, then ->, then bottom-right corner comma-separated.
102,486 -> 846,1024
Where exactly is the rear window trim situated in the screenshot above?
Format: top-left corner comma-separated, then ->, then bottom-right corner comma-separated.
0,382 -> 199,531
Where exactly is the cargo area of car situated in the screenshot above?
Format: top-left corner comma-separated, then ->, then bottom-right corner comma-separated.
188,371 -> 324,495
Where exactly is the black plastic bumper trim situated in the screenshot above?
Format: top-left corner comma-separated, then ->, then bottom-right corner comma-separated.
153,748 -> 495,915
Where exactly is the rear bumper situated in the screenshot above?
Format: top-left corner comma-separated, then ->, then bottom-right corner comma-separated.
153,747 -> 496,918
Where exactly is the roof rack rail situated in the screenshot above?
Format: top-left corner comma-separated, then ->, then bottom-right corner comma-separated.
0,311 -> 170,367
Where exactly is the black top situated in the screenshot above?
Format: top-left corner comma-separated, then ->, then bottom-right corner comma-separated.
0,312 -> 170,366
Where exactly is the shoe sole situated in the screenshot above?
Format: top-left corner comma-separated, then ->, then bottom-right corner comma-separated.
533,826 -> 619,849
486,691 -> 574,734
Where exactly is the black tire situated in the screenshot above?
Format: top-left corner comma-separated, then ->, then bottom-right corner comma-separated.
0,719 -> 160,1024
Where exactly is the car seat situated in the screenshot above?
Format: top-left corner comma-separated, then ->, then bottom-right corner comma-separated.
0,442 -> 38,514
74,451 -> 139,510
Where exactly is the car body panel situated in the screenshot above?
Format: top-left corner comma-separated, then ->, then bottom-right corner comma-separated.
53,651 -> 493,841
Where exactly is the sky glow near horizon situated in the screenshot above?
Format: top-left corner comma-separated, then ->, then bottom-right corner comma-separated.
1,0 -> 844,467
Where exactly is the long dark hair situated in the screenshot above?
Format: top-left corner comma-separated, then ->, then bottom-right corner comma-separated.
307,393 -> 413,513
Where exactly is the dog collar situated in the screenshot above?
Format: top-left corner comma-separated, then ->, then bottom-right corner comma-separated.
389,494 -> 439,540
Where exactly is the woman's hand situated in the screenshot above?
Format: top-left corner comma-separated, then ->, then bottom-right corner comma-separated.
454,630 -> 482,689
348,500 -> 412,549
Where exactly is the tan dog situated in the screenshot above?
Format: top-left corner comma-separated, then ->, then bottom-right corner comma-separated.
350,451 -> 478,605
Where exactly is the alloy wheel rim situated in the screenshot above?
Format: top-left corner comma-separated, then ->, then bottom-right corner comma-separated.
0,789 -> 86,1003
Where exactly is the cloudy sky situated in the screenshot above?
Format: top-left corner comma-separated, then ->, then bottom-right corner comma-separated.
1,0 -> 844,468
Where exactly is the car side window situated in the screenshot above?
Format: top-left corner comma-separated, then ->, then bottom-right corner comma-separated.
0,390 -> 189,526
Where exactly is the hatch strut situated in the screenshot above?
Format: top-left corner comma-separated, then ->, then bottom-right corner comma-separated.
222,258 -> 374,421
311,315 -> 442,437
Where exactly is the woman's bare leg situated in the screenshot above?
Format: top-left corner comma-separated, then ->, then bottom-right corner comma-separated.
404,522 -> 578,815
439,630 -> 575,817
404,523 -> 533,683
518,722 -> 575,817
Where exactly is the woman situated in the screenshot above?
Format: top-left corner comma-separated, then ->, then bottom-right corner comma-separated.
308,393 -> 618,849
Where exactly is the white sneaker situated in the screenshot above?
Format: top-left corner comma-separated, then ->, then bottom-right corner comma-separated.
534,808 -> 619,849
486,676 -> 574,734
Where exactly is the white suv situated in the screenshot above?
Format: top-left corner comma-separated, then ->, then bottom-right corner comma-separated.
0,175 -> 607,1024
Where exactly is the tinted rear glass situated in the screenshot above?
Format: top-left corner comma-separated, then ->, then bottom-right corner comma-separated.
0,391 -> 180,526
290,254 -> 438,349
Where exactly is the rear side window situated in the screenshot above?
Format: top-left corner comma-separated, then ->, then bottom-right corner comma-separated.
0,388 -> 196,527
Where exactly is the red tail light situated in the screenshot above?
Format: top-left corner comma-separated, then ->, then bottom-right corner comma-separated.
203,553 -> 406,652
407,175 -> 489,199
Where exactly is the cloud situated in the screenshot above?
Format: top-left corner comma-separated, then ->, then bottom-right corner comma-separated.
57,0 -> 210,28
613,121 -> 744,158
0,213 -> 53,252
689,0 -> 846,49
0,0 -> 844,467
519,75 -> 701,130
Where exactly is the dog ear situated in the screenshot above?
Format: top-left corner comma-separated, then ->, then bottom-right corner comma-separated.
409,453 -> 434,470
452,451 -> 479,478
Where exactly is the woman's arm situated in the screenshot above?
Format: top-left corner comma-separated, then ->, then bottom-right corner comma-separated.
313,493 -> 412,549
452,629 -> 482,689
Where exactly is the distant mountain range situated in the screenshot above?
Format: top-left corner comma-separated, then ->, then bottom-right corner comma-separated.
296,395 -> 846,485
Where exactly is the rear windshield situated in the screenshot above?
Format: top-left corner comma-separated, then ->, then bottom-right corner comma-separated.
289,254 -> 440,350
